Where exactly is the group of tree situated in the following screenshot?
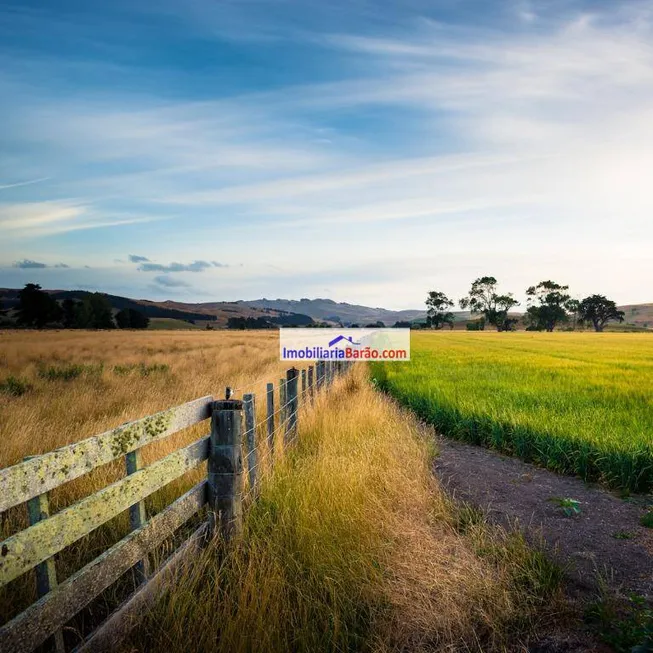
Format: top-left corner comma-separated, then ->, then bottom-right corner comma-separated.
14,284 -> 149,329
426,277 -> 625,332
227,316 -> 275,329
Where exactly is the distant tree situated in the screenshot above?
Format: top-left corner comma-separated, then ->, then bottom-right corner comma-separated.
425,291 -> 455,330
16,283 -> 62,328
578,295 -> 625,332
116,308 -> 149,329
364,321 -> 385,328
227,316 -> 274,329
525,280 -> 571,332
72,294 -> 115,329
349,323 -> 360,328
393,321 -> 412,328
459,277 -> 519,332
62,298 -> 78,328
115,308 -> 130,329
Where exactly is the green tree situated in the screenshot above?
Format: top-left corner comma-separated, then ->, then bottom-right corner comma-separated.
62,298 -> 78,328
425,291 -> 455,330
16,283 -> 62,328
116,308 -> 150,329
459,277 -> 519,332
72,293 -> 115,329
525,280 -> 571,332
578,295 -> 625,332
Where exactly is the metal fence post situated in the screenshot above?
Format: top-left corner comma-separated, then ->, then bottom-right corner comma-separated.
285,368 -> 299,446
308,365 -> 314,400
266,382 -> 275,459
208,396 -> 243,541
24,456 -> 65,653
125,449 -> 150,583
279,377 -> 286,432
243,393 -> 258,497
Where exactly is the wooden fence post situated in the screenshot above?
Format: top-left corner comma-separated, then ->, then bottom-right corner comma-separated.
24,458 -> 65,653
125,449 -> 150,583
243,394 -> 258,497
208,397 -> 243,541
266,382 -> 275,458
308,365 -> 314,400
285,368 -> 299,446
301,368 -> 306,398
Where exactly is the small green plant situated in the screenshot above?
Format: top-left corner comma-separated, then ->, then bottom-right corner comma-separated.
113,364 -> 137,376
611,530 -> 635,540
640,510 -> 653,529
548,497 -> 581,516
586,592 -> 653,652
112,363 -> 169,377
38,363 -> 104,381
0,375 -> 32,396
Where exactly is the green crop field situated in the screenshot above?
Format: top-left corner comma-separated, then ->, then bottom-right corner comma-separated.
371,333 -> 653,493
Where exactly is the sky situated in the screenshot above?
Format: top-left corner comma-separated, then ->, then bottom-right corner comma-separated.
1,0 -> 652,309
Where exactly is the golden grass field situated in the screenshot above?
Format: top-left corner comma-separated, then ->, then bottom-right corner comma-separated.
0,330 -> 563,651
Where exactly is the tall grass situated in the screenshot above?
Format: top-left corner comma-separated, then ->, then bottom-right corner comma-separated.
372,332 -> 653,492
127,367 -> 563,653
0,331 -> 564,650
0,330 -> 300,632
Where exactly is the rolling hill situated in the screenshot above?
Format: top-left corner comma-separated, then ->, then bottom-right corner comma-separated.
237,298 -> 434,325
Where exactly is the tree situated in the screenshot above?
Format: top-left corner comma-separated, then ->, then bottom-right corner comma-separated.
425,291 -> 455,330
62,298 -> 77,328
116,308 -> 150,329
578,295 -> 625,332
72,294 -> 115,329
525,280 -> 571,332
16,283 -> 62,328
459,277 -> 519,332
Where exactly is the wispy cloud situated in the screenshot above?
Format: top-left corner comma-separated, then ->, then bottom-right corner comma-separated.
153,275 -> 191,288
138,260 -> 212,273
13,259 -> 47,269
12,259 -> 69,269
1,2 -> 652,305
0,177 -> 50,191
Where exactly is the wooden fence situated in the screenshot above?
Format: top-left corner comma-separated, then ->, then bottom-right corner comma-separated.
0,359 -> 351,653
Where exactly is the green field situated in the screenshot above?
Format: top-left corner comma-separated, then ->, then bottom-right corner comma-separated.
372,333 -> 653,493
147,317 -> 201,330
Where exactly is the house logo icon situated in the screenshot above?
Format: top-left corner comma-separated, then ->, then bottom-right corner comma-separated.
328,335 -> 361,347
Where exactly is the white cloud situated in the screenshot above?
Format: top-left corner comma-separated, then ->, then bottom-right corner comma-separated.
1,3 -> 652,305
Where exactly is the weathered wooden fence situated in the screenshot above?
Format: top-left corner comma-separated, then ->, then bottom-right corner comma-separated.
0,359 -> 352,653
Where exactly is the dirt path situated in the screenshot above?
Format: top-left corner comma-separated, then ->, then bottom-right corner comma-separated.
433,436 -> 653,601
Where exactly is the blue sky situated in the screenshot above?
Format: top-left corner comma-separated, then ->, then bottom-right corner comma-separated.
1,0 -> 652,309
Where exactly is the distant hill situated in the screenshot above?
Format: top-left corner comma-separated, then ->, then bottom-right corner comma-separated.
2,287 -> 648,330
618,303 -> 653,329
237,298 -> 436,326
0,289 -> 314,328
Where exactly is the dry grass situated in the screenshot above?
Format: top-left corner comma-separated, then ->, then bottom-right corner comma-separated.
127,367 -> 564,653
0,330 -> 564,651
0,329 -> 294,632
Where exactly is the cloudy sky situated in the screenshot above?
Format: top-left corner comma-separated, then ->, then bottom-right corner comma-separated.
1,0 -> 652,309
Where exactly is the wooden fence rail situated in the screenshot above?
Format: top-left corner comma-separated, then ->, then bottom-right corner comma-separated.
0,359 -> 352,653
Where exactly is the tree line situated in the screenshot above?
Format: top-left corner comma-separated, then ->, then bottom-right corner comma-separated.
8,284 -> 150,329
426,277 -> 625,332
